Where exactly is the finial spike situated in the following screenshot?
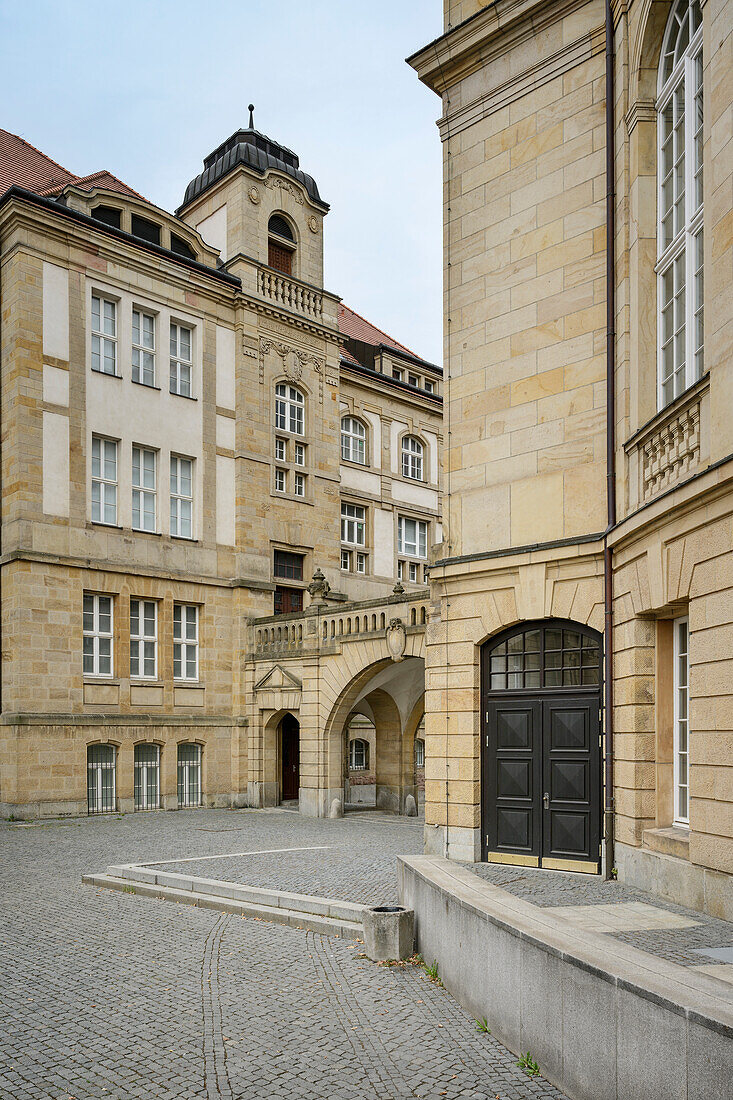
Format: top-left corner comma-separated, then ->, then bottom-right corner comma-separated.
247,103 -> 255,129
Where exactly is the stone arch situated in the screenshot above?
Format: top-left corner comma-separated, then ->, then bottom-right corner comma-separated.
631,0 -> 674,103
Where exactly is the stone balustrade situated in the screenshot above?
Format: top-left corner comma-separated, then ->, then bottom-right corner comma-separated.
252,594 -> 429,657
257,266 -> 323,320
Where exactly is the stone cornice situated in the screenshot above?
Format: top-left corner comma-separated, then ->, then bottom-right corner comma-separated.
625,98 -> 656,135
408,0 -> 598,95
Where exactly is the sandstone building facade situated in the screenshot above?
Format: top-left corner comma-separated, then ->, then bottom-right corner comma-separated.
410,0 -> 732,917
0,122 -> 441,819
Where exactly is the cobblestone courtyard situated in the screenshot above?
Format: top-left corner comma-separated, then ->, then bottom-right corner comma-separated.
0,809 -> 566,1100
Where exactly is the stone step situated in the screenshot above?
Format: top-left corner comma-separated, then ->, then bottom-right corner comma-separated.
83,872 -> 364,940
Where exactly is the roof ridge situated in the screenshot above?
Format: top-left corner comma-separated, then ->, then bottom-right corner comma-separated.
0,127 -> 77,183
339,302 -> 419,359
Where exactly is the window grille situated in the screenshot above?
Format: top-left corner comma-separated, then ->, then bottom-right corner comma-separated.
134,744 -> 160,810
177,743 -> 201,807
349,738 -> 368,770
87,744 -> 116,814
486,625 -> 601,691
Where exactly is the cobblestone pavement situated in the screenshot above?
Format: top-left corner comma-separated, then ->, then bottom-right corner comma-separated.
0,809 -> 566,1100
465,861 -> 733,967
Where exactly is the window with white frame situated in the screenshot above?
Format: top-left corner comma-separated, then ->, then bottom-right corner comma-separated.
174,604 -> 198,681
414,738 -> 425,769
91,294 -> 117,375
275,468 -> 286,493
134,743 -> 160,810
177,743 -> 202,807
130,599 -> 157,679
91,436 -> 117,525
87,744 -> 116,814
349,738 -> 369,770
170,322 -> 193,397
275,437 -> 287,462
402,436 -> 424,481
409,562 -> 418,583
673,616 -> 690,825
132,446 -> 156,531
294,442 -> 306,467
132,309 -> 155,386
424,379 -> 435,394
83,593 -> 113,677
658,0 -> 704,408
356,552 -> 366,574
398,516 -> 428,559
294,473 -> 306,497
341,549 -> 351,571
170,455 -> 193,538
275,383 -> 304,435
341,501 -> 366,546
341,417 -> 366,464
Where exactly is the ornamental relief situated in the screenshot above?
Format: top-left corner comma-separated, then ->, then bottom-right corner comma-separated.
258,337 -> 324,392
264,175 -> 305,206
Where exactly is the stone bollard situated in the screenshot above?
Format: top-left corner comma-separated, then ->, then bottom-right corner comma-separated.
328,798 -> 343,818
404,794 -> 417,817
362,905 -> 415,961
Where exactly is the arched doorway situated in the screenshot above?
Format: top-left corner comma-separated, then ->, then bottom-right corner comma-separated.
280,714 -> 300,802
481,620 -> 602,871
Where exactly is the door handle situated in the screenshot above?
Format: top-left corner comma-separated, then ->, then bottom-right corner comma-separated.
543,792 -> 550,810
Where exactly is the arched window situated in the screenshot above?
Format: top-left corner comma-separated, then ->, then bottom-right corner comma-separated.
341,416 -> 366,464
414,738 -> 425,769
177,743 -> 202,807
658,0 -> 704,408
268,213 -> 295,275
87,744 -> 116,814
349,738 -> 369,770
401,435 -> 424,481
275,383 -> 304,435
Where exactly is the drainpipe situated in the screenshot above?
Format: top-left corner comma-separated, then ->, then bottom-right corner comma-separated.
604,0 -> 617,879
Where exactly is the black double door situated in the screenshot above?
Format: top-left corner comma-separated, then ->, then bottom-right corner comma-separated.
482,694 -> 600,869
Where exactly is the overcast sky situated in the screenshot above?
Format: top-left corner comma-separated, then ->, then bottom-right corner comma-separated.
0,0 -> 444,363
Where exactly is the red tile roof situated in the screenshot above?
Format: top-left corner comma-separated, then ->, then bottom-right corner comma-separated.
338,303 -> 422,361
339,344 -> 363,367
1,129 -> 147,203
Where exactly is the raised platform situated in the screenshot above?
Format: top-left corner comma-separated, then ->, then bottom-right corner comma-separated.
399,855 -> 733,1100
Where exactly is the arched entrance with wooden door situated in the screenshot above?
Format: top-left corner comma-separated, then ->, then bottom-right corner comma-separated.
280,713 -> 300,803
481,620 -> 602,872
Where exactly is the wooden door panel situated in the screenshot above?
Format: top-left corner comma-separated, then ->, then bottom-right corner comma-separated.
542,697 -> 600,866
484,699 -> 541,860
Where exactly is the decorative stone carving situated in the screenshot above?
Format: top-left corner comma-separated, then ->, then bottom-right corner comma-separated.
392,581 -> 405,596
247,185 -> 261,205
307,215 -> 319,233
265,175 -> 305,205
259,338 -> 324,387
386,618 -> 407,662
307,568 -> 331,603
641,399 -> 701,501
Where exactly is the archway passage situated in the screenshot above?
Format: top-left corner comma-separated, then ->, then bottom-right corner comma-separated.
280,714 -> 300,802
481,620 -> 602,872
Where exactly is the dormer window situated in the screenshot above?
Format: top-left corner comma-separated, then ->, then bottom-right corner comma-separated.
91,205 -> 122,229
170,233 -> 196,260
130,214 -> 161,246
268,213 -> 295,275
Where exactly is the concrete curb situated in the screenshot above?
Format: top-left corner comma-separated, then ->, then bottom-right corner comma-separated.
83,872 -> 364,940
399,855 -> 733,1100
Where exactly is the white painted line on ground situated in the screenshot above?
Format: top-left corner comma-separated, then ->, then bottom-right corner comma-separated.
137,845 -> 333,868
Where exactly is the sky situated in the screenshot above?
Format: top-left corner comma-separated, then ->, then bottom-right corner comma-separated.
0,0 -> 444,363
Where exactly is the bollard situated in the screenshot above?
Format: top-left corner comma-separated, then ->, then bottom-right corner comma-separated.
328,797 -> 343,818
362,904 -> 414,961
404,794 -> 417,817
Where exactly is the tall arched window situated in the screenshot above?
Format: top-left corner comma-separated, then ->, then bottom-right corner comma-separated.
268,213 -> 295,275
341,416 -> 366,464
658,0 -> 703,408
275,383 -> 304,435
401,435 -> 424,481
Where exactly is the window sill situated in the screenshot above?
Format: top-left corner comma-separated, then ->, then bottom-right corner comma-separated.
642,825 -> 690,861
170,390 -> 197,401
131,528 -> 163,537
272,491 -> 313,505
90,521 -> 123,531
173,680 -> 203,688
130,679 -> 163,686
83,677 -> 119,685
170,535 -> 199,543
91,369 -> 123,380
340,458 -> 371,471
132,379 -> 161,391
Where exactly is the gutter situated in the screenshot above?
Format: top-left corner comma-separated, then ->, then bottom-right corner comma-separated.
604,0 -> 616,879
0,187 -> 242,289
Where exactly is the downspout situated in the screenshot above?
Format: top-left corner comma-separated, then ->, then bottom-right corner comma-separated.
604,0 -> 617,878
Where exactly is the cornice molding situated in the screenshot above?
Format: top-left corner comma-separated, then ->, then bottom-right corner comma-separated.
625,98 -> 656,135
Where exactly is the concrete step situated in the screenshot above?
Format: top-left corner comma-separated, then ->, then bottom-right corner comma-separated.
83,872 -> 364,939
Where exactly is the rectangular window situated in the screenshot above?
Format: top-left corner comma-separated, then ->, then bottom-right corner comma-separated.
273,586 -> 303,615
91,436 -> 117,525
424,380 -> 435,394
170,455 -> 193,538
397,560 -> 404,581
170,322 -> 192,397
673,616 -> 690,826
132,446 -> 157,531
91,294 -> 117,375
392,368 -> 402,381
294,443 -> 306,466
341,549 -> 350,571
134,744 -> 160,811
356,552 -> 367,574
87,744 -> 116,814
398,516 -> 428,559
132,309 -> 156,386
294,473 -> 306,497
275,438 -> 287,462
177,743 -> 201,808
83,593 -> 113,677
274,551 -> 304,581
409,562 -> 418,583
174,604 -> 198,681
131,214 -> 161,246
275,468 -> 286,493
341,502 -> 366,546
130,599 -> 157,679
408,373 -> 419,387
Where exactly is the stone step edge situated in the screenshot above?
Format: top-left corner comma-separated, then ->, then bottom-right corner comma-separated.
105,863 -> 364,923
83,873 -> 365,940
